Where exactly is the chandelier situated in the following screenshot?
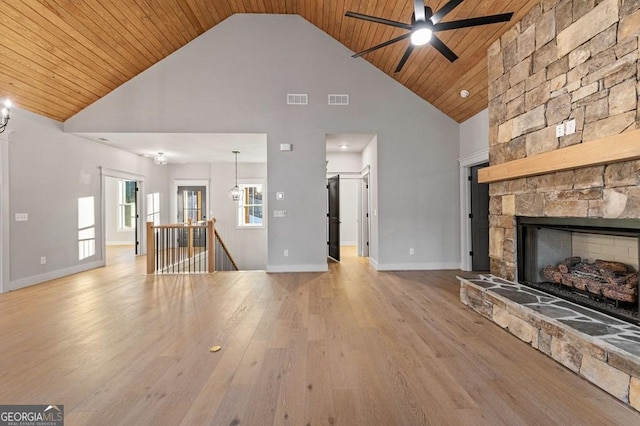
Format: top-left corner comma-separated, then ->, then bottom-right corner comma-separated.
1,99 -> 11,134
154,152 -> 167,165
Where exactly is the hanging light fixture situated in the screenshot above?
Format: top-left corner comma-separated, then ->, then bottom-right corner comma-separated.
154,152 -> 167,165
230,150 -> 243,201
1,99 -> 11,134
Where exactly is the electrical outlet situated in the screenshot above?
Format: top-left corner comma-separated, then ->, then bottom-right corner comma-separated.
565,118 -> 576,135
284,249 -> 289,257
409,248 -> 414,255
555,124 -> 565,137
40,256 -> 46,265
15,213 -> 28,222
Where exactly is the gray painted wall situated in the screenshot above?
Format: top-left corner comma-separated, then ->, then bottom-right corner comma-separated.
459,109 -> 489,158
5,107 -> 168,290
65,14 -> 460,271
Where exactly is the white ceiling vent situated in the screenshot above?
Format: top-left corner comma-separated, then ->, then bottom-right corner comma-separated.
328,94 -> 349,106
287,94 -> 308,105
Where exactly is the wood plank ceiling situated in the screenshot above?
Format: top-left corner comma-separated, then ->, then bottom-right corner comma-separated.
0,1 -> 540,124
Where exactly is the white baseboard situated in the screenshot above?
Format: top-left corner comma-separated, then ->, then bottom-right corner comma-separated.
266,264 -> 329,273
106,241 -> 135,246
9,260 -> 105,291
371,261 -> 460,271
340,241 -> 357,246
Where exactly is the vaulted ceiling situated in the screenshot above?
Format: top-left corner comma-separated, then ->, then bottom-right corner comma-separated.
0,1 -> 539,124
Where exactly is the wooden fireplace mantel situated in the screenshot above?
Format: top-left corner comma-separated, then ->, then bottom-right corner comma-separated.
478,128 -> 640,184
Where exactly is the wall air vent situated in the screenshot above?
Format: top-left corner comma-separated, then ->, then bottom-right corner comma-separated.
328,94 -> 349,105
287,94 -> 308,105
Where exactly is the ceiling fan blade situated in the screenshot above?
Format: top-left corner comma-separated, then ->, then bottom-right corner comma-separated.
395,44 -> 416,73
434,13 -> 514,31
352,33 -> 412,58
345,11 -> 413,30
430,0 -> 464,24
413,0 -> 426,21
430,34 -> 458,62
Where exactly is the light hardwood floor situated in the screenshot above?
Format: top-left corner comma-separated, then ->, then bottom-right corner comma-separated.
1,246 -> 639,425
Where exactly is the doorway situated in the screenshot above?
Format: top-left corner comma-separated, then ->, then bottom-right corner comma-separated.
361,173 -> 370,257
177,186 -> 207,223
470,163 -> 490,271
177,185 -> 207,247
105,177 -> 138,253
100,168 -> 146,264
327,175 -> 340,262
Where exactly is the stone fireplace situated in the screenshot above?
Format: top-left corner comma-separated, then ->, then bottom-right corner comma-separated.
486,0 -> 640,286
460,0 -> 640,413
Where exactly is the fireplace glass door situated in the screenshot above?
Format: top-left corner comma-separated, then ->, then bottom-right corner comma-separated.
517,217 -> 640,325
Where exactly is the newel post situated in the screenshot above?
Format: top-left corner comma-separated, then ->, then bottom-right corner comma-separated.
146,222 -> 155,274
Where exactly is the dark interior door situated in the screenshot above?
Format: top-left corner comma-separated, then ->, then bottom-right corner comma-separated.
134,181 -> 139,255
327,175 -> 340,262
470,163 -> 490,271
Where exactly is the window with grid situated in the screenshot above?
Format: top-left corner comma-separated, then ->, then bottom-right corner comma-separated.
237,182 -> 264,228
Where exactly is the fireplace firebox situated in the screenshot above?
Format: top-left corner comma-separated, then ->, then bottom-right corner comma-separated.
516,216 -> 640,326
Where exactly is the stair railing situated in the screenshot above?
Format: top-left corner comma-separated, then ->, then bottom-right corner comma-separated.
146,218 -> 239,274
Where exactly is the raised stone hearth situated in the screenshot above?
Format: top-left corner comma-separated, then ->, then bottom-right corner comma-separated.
459,274 -> 640,412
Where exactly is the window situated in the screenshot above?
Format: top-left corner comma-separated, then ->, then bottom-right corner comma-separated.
78,196 -> 95,260
118,180 -> 136,230
237,182 -> 264,228
147,192 -> 160,225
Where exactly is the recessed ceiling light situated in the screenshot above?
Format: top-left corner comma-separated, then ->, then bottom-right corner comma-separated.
460,90 -> 470,98
340,144 -> 349,150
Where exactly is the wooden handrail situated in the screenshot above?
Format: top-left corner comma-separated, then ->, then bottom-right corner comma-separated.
214,229 -> 239,271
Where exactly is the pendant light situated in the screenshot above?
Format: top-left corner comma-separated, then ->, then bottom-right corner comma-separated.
229,150 -> 243,201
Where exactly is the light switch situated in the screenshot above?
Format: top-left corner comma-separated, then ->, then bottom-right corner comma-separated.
276,192 -> 285,200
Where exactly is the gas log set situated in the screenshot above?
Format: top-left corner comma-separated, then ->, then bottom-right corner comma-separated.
543,258 -> 639,303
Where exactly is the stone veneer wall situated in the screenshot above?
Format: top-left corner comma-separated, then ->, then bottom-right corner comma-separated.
487,0 -> 640,280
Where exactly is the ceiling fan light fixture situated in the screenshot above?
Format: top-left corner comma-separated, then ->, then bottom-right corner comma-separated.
411,27 -> 432,46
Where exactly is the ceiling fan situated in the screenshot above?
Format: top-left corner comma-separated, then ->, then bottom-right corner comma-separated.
345,0 -> 514,72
